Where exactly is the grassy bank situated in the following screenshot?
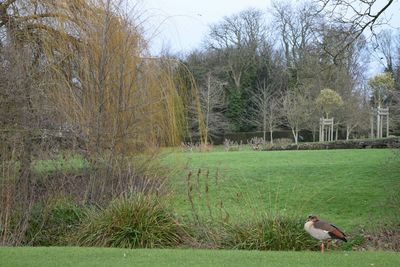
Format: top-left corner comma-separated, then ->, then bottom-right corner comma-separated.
164,149 -> 400,230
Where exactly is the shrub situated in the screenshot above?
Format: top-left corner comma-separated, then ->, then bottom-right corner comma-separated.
265,137 -> 400,151
25,198 -> 85,246
273,138 -> 293,145
224,139 -> 241,151
222,214 -> 318,251
75,194 -> 185,248
247,137 -> 265,151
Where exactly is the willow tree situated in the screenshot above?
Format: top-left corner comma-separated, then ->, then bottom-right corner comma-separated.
48,2 -> 190,156
1,0 -> 193,156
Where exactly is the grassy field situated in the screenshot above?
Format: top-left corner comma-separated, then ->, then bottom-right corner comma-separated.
1,149 -> 399,265
163,149 -> 400,230
1,247 -> 399,267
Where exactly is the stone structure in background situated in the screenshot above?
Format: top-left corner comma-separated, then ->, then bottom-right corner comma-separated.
371,106 -> 389,138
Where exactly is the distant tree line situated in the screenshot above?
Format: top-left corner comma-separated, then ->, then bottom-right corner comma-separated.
181,1 -> 400,144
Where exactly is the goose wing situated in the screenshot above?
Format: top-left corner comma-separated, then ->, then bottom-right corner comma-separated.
314,220 -> 347,242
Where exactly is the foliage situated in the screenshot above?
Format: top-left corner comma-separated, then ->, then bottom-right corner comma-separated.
272,138 -> 293,146
223,139 -> 242,151
25,198 -> 85,246
368,72 -> 396,106
247,137 -> 265,151
75,194 -> 186,248
316,88 -> 343,118
226,89 -> 245,131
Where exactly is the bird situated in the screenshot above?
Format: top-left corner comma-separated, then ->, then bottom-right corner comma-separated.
304,215 -> 347,253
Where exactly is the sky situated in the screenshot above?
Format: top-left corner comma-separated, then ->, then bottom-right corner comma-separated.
137,0 -> 400,73
140,0 -> 274,54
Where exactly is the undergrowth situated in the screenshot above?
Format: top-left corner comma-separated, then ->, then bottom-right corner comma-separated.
75,194 -> 186,248
25,198 -> 85,246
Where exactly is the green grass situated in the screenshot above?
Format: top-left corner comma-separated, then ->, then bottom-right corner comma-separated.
163,149 -> 400,230
0,247 -> 399,267
34,155 -> 89,174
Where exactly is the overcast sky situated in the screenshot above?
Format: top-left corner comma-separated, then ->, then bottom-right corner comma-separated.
140,0 -> 274,53
138,0 -> 400,73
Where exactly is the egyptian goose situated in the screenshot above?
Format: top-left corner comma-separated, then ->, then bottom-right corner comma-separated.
304,215 -> 347,253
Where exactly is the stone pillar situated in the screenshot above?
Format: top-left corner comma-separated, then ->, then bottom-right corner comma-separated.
386,108 -> 389,137
370,108 -> 374,138
377,107 -> 381,138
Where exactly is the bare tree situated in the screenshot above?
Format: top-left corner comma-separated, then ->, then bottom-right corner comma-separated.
282,88 -> 310,144
195,72 -> 228,144
315,0 -> 395,57
207,8 -> 267,92
341,93 -> 370,140
304,95 -> 322,142
374,29 -> 396,73
248,77 -> 283,144
272,1 -> 321,75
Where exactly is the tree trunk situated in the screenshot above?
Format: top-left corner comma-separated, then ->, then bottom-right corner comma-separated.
270,130 -> 273,145
263,121 -> 266,144
312,126 -> 316,142
335,126 -> 339,141
291,128 -> 298,144
20,133 -> 33,189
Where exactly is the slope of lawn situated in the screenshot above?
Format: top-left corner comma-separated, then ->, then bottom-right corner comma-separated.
163,149 -> 400,230
1,247 -> 399,267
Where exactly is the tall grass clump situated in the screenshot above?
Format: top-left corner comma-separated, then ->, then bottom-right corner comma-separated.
76,194 -> 185,248
222,213 -> 318,251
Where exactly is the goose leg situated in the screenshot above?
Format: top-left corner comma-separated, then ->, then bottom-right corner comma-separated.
321,241 -> 325,254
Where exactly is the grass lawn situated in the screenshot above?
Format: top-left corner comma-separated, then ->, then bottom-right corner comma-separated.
163,149 -> 400,230
1,247 -> 399,267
